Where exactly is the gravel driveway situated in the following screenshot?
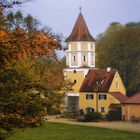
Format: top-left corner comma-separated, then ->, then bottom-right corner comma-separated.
46,116 -> 140,133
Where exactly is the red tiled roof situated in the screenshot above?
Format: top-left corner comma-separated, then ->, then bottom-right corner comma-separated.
109,92 -> 128,103
123,92 -> 140,104
66,12 -> 95,42
80,68 -> 116,92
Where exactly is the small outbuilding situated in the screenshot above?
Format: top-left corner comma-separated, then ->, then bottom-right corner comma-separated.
122,92 -> 140,121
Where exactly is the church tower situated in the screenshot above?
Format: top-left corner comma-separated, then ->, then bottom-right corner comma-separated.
64,11 -> 95,91
63,10 -> 95,112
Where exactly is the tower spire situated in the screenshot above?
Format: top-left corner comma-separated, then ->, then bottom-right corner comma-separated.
66,9 -> 95,42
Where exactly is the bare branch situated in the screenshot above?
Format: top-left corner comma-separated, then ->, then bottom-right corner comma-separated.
0,0 -> 34,8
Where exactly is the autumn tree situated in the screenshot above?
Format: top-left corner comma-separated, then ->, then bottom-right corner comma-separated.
0,8 -> 69,135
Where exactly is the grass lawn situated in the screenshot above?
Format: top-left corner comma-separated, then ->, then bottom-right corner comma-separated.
7,122 -> 140,140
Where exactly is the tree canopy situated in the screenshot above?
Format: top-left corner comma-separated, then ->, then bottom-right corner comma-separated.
96,22 -> 140,96
0,8 -> 71,134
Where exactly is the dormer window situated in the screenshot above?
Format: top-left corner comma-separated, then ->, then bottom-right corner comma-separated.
96,80 -> 101,86
96,81 -> 99,85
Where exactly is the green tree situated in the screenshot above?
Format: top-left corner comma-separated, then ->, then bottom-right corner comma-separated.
96,24 -> 140,95
24,14 -> 40,32
103,22 -> 124,36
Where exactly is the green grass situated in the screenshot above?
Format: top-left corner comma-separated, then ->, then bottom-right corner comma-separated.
7,122 -> 140,140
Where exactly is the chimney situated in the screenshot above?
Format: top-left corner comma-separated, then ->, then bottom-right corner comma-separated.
107,67 -> 111,72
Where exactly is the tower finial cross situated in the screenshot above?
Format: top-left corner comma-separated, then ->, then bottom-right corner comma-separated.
79,6 -> 82,13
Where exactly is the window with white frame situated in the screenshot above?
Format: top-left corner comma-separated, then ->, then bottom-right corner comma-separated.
99,93 -> 107,100
86,94 -> 94,100
101,107 -> 105,113
81,53 -> 87,62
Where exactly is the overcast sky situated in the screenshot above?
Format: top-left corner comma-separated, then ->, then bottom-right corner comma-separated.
19,0 -> 140,38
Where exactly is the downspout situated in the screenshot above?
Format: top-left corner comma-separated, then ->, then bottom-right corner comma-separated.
96,92 -> 98,112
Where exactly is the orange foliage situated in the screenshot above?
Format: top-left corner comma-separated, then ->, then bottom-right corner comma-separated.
33,32 -> 60,57
0,29 -> 8,37
0,28 -> 60,67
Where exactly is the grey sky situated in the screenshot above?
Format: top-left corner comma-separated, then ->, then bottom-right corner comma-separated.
20,0 -> 140,38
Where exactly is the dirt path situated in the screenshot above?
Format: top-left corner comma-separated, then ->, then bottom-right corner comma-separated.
46,116 -> 140,133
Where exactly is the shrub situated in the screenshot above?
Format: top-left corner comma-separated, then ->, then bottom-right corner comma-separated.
0,113 -> 23,131
84,112 -> 101,122
77,112 -> 101,122
0,111 -> 45,131
0,92 -> 45,131
106,109 -> 122,121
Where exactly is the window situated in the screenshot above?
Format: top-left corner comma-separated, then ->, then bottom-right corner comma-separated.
83,55 -> 86,62
99,94 -> 107,100
116,81 -> 119,89
73,56 -> 76,62
101,107 -> 105,113
96,80 -> 101,85
74,80 -> 77,83
86,94 -> 94,100
74,70 -> 76,73
86,107 -> 94,113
